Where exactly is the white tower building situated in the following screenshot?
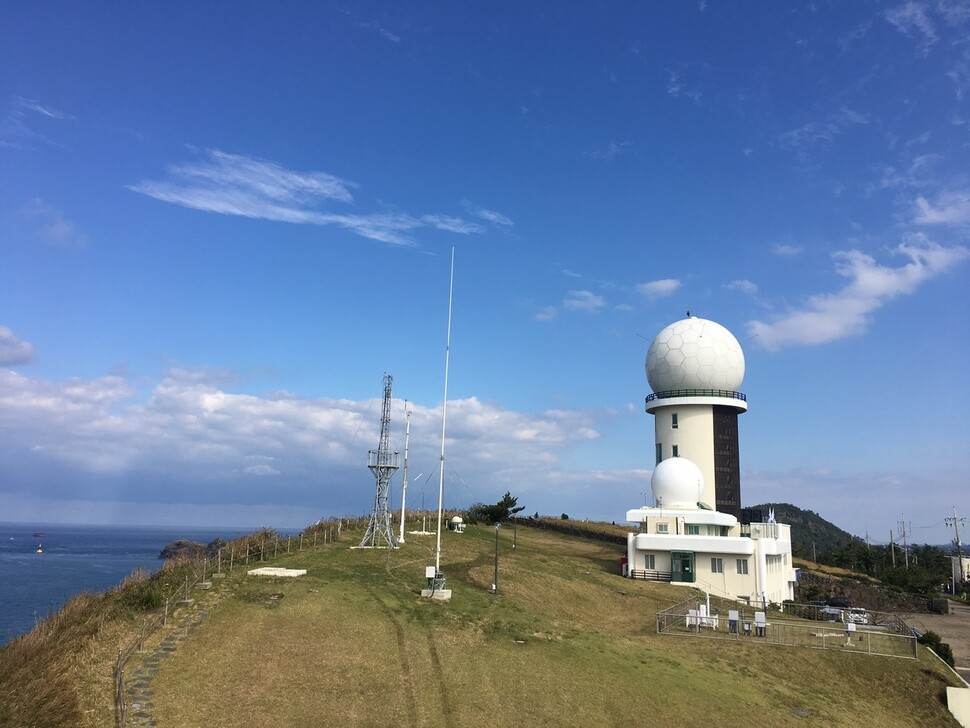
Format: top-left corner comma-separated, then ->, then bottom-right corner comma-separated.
645,316 -> 747,518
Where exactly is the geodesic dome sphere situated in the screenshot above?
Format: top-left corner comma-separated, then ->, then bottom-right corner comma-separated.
645,317 -> 745,393
651,457 -> 703,509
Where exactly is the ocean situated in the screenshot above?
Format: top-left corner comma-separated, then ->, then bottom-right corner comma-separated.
0,522 -> 284,647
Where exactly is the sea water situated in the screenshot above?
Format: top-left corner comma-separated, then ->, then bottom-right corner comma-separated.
0,522 -> 279,646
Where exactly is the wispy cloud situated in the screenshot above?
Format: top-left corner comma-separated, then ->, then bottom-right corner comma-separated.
0,327 -> 35,366
1,96 -> 72,149
636,278 -> 681,300
773,243 -> 804,257
563,290 -> 607,312
747,237 -> 969,349
665,69 -> 702,104
21,198 -> 88,248
885,2 -> 938,54
534,306 -> 558,322
129,150 -> 484,246
913,190 -> 970,225
778,106 -> 869,155
724,279 -> 758,295
586,141 -> 630,161
461,200 -> 514,227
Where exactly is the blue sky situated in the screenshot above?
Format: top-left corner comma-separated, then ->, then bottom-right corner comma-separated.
1,2 -> 968,547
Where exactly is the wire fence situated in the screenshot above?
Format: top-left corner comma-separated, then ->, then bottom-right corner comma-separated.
656,595 -> 918,660
113,519 -> 355,727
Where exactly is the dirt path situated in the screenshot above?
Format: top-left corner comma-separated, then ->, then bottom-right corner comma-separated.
902,601 -> 970,683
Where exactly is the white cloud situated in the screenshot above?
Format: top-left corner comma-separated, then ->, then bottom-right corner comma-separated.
21,198 -> 88,248
586,141 -> 630,161
420,214 -> 484,234
885,2 -> 938,54
773,243 -> 804,256
130,150 -> 485,246
0,327 -> 35,366
1,96 -> 72,149
636,278 -> 681,300
747,237 -> 969,349
563,290 -> 606,312
724,279 -> 758,295
778,107 -> 869,154
461,200 -> 514,227
0,366 -> 608,519
913,190 -> 970,225
534,306 -> 558,322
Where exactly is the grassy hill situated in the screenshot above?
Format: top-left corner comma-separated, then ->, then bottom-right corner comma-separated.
0,519 -> 962,727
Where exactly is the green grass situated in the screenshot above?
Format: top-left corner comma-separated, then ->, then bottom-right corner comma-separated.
138,523 -> 960,728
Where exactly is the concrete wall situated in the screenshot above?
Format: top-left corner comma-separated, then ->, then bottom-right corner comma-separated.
653,403 -> 716,508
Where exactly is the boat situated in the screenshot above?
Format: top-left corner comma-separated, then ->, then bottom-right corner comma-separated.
32,532 -> 46,538
36,544 -> 43,554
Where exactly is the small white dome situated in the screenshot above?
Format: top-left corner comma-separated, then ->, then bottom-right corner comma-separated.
451,516 -> 463,524
651,457 -> 703,510
646,317 -> 745,393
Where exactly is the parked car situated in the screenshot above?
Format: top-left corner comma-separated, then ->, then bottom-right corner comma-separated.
844,607 -> 869,625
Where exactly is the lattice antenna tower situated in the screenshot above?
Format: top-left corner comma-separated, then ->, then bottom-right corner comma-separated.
359,373 -> 400,548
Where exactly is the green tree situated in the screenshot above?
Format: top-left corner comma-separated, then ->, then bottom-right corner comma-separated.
466,491 -> 525,524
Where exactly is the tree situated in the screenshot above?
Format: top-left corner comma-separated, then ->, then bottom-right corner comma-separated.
466,491 -> 525,524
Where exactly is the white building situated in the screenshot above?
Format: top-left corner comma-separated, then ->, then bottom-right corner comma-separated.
625,457 -> 796,605
626,315 -> 797,605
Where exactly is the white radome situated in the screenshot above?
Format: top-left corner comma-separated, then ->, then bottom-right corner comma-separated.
651,457 -> 704,509
646,317 -> 745,393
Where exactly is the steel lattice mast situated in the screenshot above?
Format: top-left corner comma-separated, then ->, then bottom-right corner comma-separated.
359,373 -> 400,548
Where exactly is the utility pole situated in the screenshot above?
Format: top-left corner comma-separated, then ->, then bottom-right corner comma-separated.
898,517 -> 909,569
890,531 -> 896,568
946,507 -> 965,556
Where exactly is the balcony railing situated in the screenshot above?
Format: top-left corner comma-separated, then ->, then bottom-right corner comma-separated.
646,389 -> 746,404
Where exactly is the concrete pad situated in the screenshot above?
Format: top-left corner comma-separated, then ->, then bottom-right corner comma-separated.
247,567 -> 307,577
420,588 -> 452,601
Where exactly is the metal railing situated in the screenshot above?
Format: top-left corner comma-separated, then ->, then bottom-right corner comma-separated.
630,569 -> 672,582
645,389 -> 746,404
656,595 -> 917,660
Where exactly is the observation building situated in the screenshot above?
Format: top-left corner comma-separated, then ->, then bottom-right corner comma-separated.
625,315 -> 796,606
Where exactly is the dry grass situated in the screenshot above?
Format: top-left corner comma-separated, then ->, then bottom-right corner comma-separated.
144,523 -> 959,728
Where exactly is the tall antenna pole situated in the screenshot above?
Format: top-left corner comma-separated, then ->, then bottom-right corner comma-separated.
398,404 -> 412,544
434,247 -> 455,577
359,374 -> 399,548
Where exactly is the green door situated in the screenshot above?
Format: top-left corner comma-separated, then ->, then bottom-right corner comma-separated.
670,551 -> 695,583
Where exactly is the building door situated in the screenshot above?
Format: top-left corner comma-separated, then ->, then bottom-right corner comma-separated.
670,551 -> 695,583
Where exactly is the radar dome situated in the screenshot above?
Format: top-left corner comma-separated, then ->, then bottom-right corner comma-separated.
651,457 -> 703,509
646,317 -> 745,393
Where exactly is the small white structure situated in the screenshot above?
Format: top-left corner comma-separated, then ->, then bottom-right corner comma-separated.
626,457 -> 797,606
449,515 -> 466,533
247,567 -> 307,577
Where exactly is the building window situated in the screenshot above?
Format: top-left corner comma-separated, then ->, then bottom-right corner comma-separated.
644,554 -> 656,570
672,445 -> 679,457
655,443 -> 662,464
657,523 -> 668,534
736,558 -> 749,575
686,524 -> 699,535
711,558 -> 724,574
671,413 -> 679,429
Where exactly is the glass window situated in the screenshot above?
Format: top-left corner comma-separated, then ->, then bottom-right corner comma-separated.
686,524 -> 699,535
736,558 -> 749,575
672,445 -> 679,457
644,554 -> 655,569
711,557 -> 724,573
655,443 -> 662,464
657,523 -> 668,534
671,413 -> 679,429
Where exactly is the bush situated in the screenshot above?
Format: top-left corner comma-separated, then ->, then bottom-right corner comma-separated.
561,513 -> 569,520
918,630 -> 955,667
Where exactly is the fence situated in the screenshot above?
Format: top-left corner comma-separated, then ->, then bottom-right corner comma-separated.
656,595 -> 918,660
113,521 -> 350,727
